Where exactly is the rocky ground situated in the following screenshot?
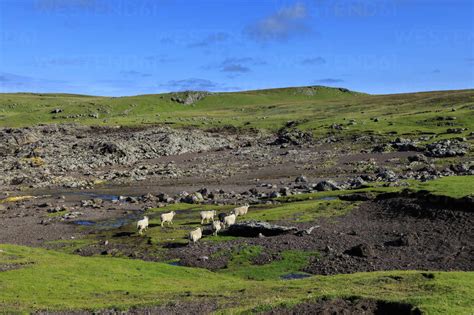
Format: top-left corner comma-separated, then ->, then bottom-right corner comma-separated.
164,195 -> 474,274
0,124 -> 472,247
1,124 -> 471,193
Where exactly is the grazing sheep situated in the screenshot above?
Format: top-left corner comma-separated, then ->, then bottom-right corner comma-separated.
189,227 -> 202,243
223,214 -> 236,228
231,204 -> 249,217
160,211 -> 176,227
212,221 -> 222,236
136,216 -> 149,235
218,212 -> 227,223
200,210 -> 216,225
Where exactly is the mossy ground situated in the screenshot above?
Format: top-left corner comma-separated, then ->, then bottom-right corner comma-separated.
408,175 -> 474,198
0,244 -> 472,314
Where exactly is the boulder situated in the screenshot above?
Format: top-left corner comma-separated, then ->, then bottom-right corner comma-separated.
183,192 -> 204,204
314,180 -> 340,191
344,243 -> 374,258
391,137 -> 419,151
279,187 -> 291,196
376,169 -> 397,182
272,128 -> 313,145
295,175 -> 308,183
269,191 -> 281,198
226,221 -> 298,237
347,177 -> 367,189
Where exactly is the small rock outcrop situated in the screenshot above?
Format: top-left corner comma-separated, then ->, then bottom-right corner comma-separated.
344,243 -> 374,258
425,139 -> 469,157
314,180 -> 340,191
272,127 -> 313,146
171,91 -> 210,105
226,221 -> 298,237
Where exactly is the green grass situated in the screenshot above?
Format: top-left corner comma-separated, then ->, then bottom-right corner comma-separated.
245,199 -> 355,222
0,244 -> 473,314
145,199 -> 352,242
218,246 -> 316,281
78,198 -> 355,254
1,87 -> 473,140
0,244 -> 255,312
409,175 -> 474,198
277,176 -> 474,203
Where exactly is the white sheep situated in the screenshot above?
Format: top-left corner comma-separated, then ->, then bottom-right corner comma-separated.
189,227 -> 202,243
160,211 -> 176,227
212,220 -> 222,236
223,214 -> 236,228
200,210 -> 216,224
231,204 -> 249,217
136,216 -> 149,235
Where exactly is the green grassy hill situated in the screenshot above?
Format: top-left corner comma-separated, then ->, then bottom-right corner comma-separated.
1,86 -> 473,139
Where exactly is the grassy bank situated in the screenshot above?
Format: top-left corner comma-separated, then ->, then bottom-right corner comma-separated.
0,244 -> 472,314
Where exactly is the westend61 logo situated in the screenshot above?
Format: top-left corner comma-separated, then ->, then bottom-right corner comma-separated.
30,54 -> 171,70
315,0 -> 400,18
33,0 -> 161,17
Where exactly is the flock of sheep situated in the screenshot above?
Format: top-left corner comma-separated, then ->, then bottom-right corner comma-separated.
136,204 -> 250,244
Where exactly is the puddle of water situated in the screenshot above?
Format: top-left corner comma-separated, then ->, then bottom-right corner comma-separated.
280,273 -> 312,280
64,192 -> 122,201
72,213 -> 141,229
74,220 -> 96,226
168,261 -> 182,266
319,196 -> 337,201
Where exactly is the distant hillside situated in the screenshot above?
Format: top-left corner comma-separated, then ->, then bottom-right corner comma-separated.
0,86 -> 473,140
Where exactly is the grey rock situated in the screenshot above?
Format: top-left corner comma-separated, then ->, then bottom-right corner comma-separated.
391,137 -> 419,151
425,139 -> 469,157
344,243 -> 374,258
314,180 -> 340,191
376,169 -> 397,182
295,175 -> 308,183
226,221 -> 298,237
171,91 -> 210,105
279,187 -> 291,196
269,191 -> 281,198
295,225 -> 320,236
408,154 -> 428,163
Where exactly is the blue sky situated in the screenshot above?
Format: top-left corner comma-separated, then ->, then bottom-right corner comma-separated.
0,0 -> 473,96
